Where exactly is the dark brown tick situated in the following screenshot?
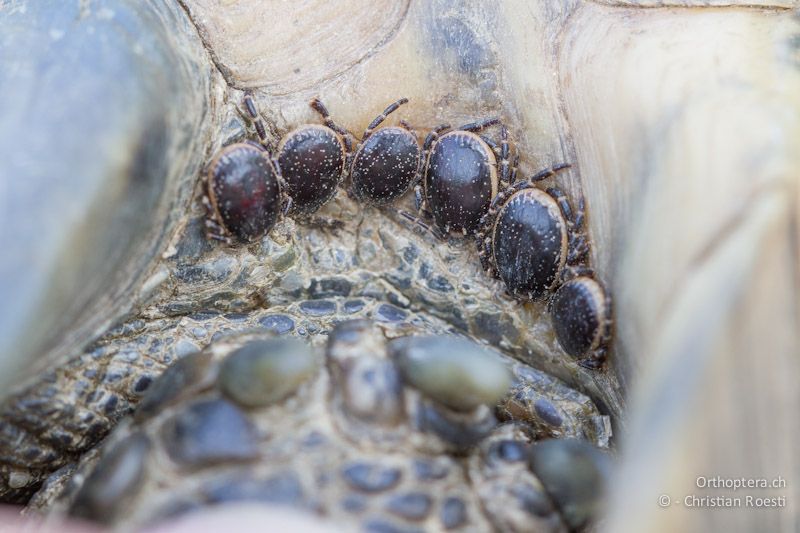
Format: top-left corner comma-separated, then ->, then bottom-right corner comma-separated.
476,164 -> 613,368
203,142 -> 288,243
549,272 -> 612,369
410,118 -> 512,238
475,163 -> 589,300
349,98 -> 421,205
243,93 -> 351,216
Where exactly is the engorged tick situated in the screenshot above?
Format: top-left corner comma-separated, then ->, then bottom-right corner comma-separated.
413,118 -> 511,237
549,272 -> 612,369
475,163 -> 589,301
203,142 -> 287,243
348,98 -> 421,205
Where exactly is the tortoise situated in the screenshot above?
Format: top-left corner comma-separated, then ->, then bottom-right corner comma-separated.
0,1 -> 796,533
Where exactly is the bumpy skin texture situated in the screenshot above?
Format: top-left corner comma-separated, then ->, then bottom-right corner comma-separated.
277,125 -> 346,214
31,321 -> 609,531
425,132 -> 497,235
0,181 -> 625,502
208,144 -> 282,241
351,127 -> 420,205
492,189 -> 567,300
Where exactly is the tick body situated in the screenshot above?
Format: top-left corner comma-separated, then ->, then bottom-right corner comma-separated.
277,124 -> 347,215
412,118 -> 508,238
425,131 -> 498,235
476,164 -> 587,301
346,97 -> 420,205
549,275 -> 612,369
491,188 -> 567,299
351,126 -> 420,205
205,143 -> 283,243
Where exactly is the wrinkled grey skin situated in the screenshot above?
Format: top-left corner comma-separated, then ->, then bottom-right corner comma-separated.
30,322 -> 610,532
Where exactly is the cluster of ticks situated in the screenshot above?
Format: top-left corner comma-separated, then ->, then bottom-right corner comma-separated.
203,95 -> 612,369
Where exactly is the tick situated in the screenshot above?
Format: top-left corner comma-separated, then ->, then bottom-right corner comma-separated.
203,142 -> 288,243
348,98 -> 421,205
475,164 -> 589,301
414,119 -> 512,237
549,271 -> 612,370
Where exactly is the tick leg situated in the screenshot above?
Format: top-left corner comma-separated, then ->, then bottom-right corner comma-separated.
342,133 -> 354,154
488,178 -> 532,213
272,159 -> 294,217
573,196 -> 585,230
343,150 -> 354,181
310,97 -> 357,148
577,349 -> 606,370
478,127 -> 512,187
530,163 -> 571,183
362,97 -> 409,140
201,193 -> 214,213
567,234 -> 590,264
202,193 -> 232,244
475,209 -> 501,277
204,218 -> 232,245
546,186 -> 578,227
601,292 -> 614,347
475,232 -> 495,274
509,154 -> 520,185
419,124 -> 448,194
458,117 -> 501,133
561,264 -> 594,283
298,215 -> 345,232
395,208 -> 446,240
421,123 -> 450,173
282,195 -> 293,216
547,185 -> 592,265
414,184 -> 426,213
345,182 -> 360,201
497,126 -> 512,187
479,134 -> 499,152
399,119 -> 417,137
242,93 -> 273,149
